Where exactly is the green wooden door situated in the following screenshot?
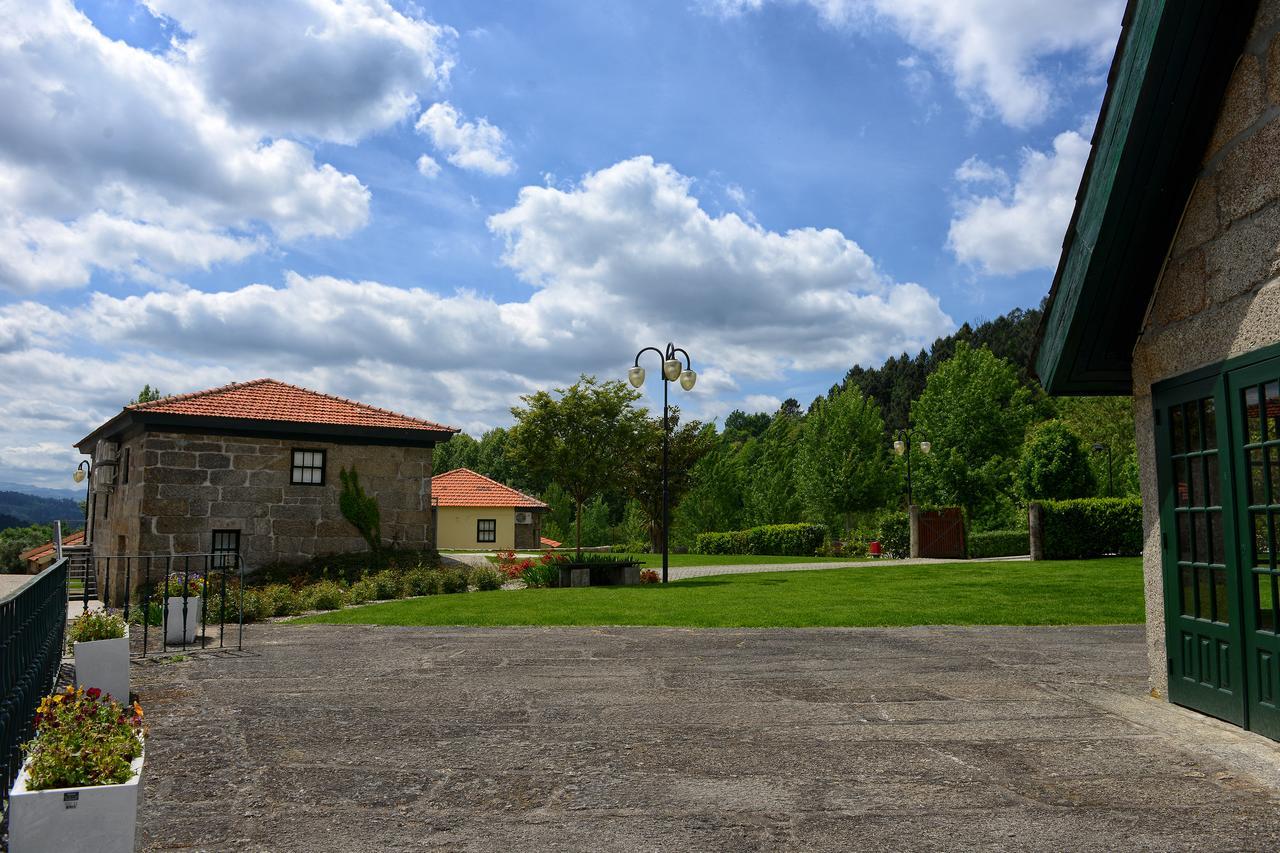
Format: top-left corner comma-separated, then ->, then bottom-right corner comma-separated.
1156,378 -> 1246,725
1227,360 -> 1280,739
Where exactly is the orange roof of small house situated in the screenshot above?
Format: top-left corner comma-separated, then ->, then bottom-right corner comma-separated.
431,468 -> 547,509
19,529 -> 85,563
127,379 -> 456,432
540,536 -> 561,548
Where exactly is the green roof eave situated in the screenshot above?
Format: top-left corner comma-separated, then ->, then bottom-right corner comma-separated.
1034,0 -> 1258,395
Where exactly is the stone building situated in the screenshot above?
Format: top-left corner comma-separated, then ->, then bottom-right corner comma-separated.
75,379 -> 457,599
431,468 -> 546,551
1036,0 -> 1280,739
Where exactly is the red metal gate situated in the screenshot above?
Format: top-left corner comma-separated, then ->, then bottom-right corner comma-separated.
916,508 -> 966,559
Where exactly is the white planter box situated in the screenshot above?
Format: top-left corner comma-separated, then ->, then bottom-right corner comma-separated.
165,595 -> 202,643
8,748 -> 144,853
73,626 -> 130,705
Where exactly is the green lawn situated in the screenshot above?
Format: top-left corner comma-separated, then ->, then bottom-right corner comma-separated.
485,552 -> 856,569
295,557 -> 1144,628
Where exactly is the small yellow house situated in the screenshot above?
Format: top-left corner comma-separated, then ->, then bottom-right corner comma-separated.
432,468 -> 547,550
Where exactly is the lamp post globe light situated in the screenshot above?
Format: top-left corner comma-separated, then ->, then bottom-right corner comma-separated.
74,460 -> 91,528
893,426 -> 931,508
629,342 -> 696,584
1091,442 -> 1114,497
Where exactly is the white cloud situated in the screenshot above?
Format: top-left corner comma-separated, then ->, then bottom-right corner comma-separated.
0,0 -> 375,293
744,394 -> 783,413
416,154 -> 442,179
415,102 -> 516,176
708,0 -> 1123,127
144,0 -> 455,144
947,129 -> 1090,275
487,156 -> 951,377
0,157 -> 953,483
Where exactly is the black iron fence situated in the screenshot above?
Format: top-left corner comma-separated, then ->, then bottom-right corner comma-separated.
1,558 -> 67,817
77,554 -> 246,657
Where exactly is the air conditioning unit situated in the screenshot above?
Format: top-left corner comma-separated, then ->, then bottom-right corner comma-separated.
92,440 -> 119,494
514,511 -> 532,525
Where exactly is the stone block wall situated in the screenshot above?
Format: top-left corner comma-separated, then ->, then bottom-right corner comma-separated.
1132,2 -> 1280,696
92,430 -> 434,598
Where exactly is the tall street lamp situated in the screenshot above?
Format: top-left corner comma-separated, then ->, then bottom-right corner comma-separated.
893,427 -> 931,507
629,342 -> 696,584
1091,442 -> 1114,497
73,460 -> 91,532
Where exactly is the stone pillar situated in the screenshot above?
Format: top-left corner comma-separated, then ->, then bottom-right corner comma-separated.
908,505 -> 921,559
1028,502 -> 1045,561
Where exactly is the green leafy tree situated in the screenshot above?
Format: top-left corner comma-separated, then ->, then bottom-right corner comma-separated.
797,386 -> 894,532
1015,420 -> 1097,500
1052,396 -> 1139,496
743,411 -> 804,525
508,375 -> 645,555
131,385 -> 163,405
433,432 -> 479,475
338,467 -> 382,554
620,408 -> 718,552
674,440 -> 749,544
1,523 -> 55,572
910,341 -> 1049,526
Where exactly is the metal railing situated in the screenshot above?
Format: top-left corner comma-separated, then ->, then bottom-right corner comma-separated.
1,558 -> 67,817
79,554 -> 246,657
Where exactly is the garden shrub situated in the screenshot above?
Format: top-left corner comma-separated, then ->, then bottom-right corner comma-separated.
1040,497 -> 1142,559
348,578 -> 377,605
694,523 -> 826,556
259,583 -> 303,617
439,567 -> 470,594
402,567 -> 443,597
874,511 -> 910,559
639,569 -> 659,584
968,529 -> 1029,559
369,569 -> 404,600
236,588 -> 271,623
471,565 -> 504,591
302,580 -> 349,612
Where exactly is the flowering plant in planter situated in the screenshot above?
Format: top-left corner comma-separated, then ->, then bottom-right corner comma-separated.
23,686 -> 145,791
66,609 -> 127,653
68,610 -> 131,703
158,572 -> 205,598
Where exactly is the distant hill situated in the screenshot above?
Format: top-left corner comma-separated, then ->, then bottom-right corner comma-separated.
0,490 -> 83,527
0,511 -> 28,530
0,480 -> 84,502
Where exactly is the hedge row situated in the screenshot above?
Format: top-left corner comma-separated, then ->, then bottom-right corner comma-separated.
968,529 -> 1029,559
694,523 -> 827,556
1041,497 -> 1142,559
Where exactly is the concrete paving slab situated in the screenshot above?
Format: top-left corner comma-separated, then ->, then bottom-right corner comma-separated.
132,624 -> 1280,851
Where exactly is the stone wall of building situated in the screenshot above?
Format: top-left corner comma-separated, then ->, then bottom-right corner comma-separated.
92,431 -> 434,597
1132,2 -> 1280,696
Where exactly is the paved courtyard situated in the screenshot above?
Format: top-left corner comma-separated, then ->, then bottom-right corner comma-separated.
134,624 -> 1280,851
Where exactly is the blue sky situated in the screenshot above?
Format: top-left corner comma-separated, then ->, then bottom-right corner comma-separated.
0,0 -> 1123,486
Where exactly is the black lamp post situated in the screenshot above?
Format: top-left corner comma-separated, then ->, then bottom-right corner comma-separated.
893,427 -> 931,507
629,342 -> 696,584
1091,442 -> 1114,497
74,460 -> 91,531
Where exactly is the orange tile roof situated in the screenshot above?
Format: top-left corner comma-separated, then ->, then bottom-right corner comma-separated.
20,529 -> 85,563
540,536 -> 561,548
128,378 -> 457,433
431,468 -> 547,508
